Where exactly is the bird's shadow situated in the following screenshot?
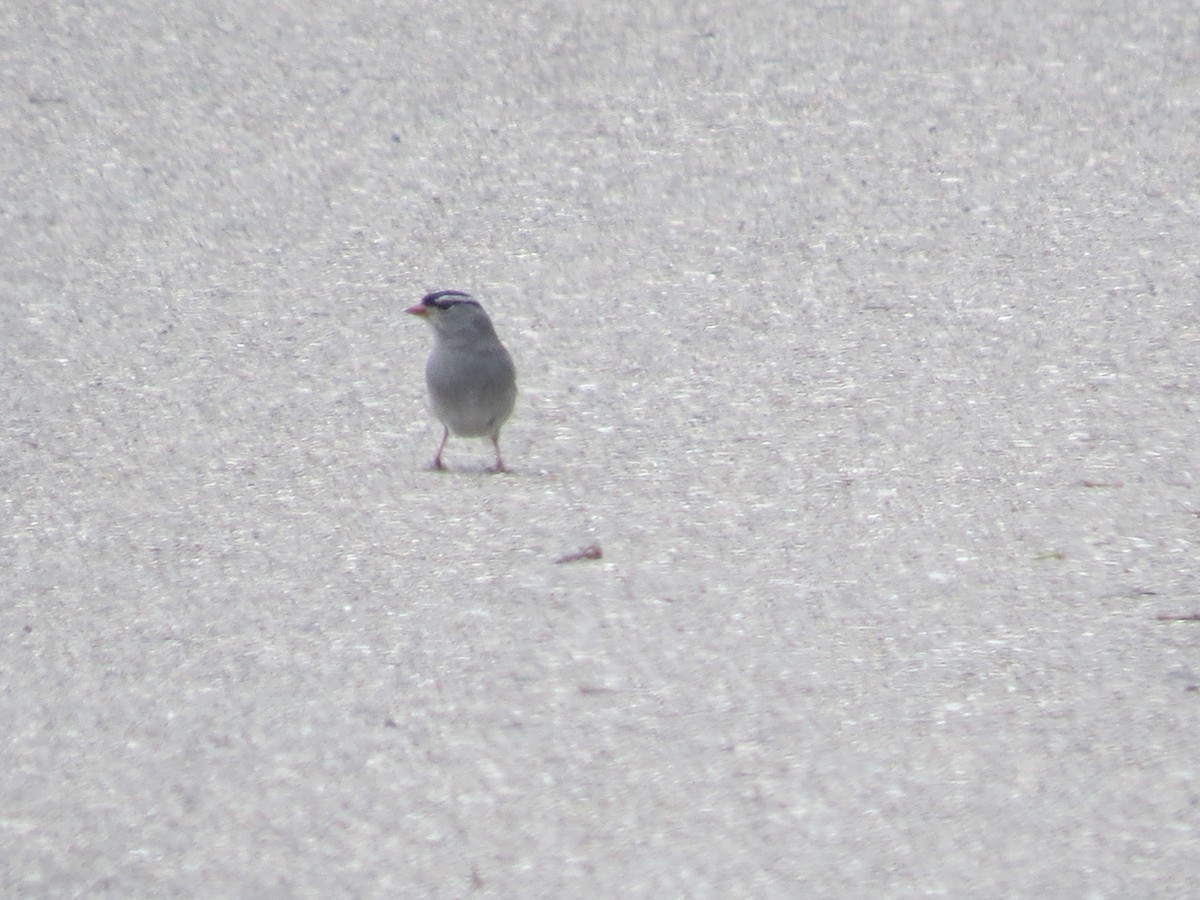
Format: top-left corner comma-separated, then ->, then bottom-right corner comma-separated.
423,461 -> 546,478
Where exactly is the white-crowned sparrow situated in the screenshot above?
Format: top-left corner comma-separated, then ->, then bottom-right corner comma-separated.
406,290 -> 517,472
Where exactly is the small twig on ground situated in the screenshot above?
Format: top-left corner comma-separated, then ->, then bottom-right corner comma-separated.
554,543 -> 603,564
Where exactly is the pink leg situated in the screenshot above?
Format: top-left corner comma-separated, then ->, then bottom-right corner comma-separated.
488,433 -> 508,473
431,427 -> 449,471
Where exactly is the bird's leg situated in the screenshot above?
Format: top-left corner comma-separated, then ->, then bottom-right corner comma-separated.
488,433 -> 508,474
431,427 -> 450,471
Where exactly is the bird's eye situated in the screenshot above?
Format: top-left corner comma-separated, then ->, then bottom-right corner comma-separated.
422,290 -> 474,311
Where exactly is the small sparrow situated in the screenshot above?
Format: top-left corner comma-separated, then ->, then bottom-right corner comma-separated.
406,290 -> 517,472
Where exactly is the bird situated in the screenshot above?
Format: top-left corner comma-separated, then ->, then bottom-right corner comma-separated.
406,290 -> 517,472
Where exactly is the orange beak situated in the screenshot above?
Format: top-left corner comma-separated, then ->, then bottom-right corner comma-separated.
405,304 -> 427,316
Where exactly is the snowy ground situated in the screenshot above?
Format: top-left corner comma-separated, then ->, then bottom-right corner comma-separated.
3,1 -> 1198,895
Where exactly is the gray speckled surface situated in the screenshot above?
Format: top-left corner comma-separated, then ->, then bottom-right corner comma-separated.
3,1 -> 1198,896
